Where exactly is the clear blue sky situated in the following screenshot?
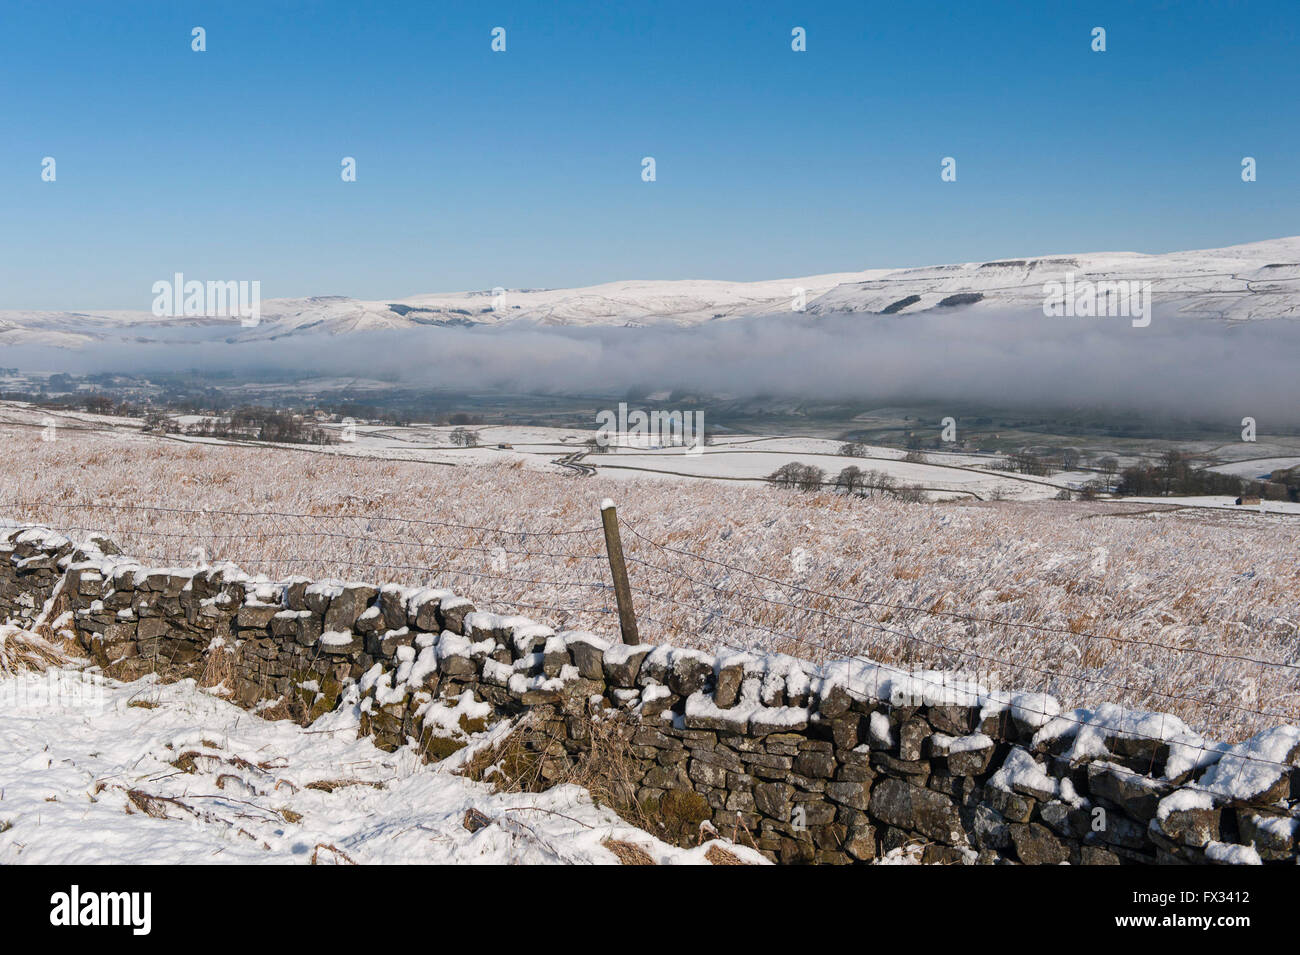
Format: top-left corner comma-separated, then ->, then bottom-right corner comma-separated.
2,0 -> 1298,309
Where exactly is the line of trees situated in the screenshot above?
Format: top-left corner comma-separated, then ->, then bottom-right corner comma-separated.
1114,451 -> 1248,498
767,462 -> 827,492
1261,467 -> 1300,502
767,462 -> 925,502
1005,450 -> 1057,476
450,427 -> 480,447
181,407 -> 338,445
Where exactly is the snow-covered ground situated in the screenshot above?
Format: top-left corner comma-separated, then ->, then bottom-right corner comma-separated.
11,401 -> 1297,511
1,404 -> 1297,742
1206,457 -> 1300,480
1123,495 -> 1300,515
4,235 -> 1300,348
0,665 -> 759,865
0,402 -> 1129,504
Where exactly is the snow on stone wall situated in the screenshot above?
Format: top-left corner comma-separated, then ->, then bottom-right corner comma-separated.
2,522 -> 1296,865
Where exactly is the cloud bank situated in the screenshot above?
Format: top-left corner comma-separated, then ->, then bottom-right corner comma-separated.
6,305 -> 1298,426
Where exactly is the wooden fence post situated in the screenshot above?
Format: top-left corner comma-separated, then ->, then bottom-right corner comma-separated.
599,499 -> 639,645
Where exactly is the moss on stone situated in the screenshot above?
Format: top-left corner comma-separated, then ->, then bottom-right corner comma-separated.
660,789 -> 710,831
423,736 -> 468,761
290,670 -> 344,723
458,713 -> 489,735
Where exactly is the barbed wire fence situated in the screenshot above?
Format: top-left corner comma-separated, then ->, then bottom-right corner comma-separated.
1,498 -> 1297,772
0,499 -> 620,631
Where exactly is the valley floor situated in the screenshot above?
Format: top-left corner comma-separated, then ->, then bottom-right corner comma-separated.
8,400 -> 1300,507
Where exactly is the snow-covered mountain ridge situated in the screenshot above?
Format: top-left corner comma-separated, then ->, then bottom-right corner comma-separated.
4,236 -> 1299,348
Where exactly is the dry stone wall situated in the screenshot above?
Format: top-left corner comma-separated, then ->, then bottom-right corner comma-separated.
3,522 -> 1298,865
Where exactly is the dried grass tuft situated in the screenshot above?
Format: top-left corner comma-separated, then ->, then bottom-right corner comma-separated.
704,844 -> 752,865
0,624 -> 71,676
198,641 -> 238,690
603,838 -> 656,865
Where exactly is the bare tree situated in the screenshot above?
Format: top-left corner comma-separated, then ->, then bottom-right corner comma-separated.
766,462 -> 826,493
863,469 -> 898,496
796,465 -> 826,492
835,465 -> 865,495
766,463 -> 806,489
1098,457 -> 1119,489
893,484 -> 926,503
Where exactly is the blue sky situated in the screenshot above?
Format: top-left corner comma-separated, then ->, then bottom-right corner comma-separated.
2,0 -> 1298,309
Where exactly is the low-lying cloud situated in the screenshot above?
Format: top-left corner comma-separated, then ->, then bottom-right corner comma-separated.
6,304 -> 1299,426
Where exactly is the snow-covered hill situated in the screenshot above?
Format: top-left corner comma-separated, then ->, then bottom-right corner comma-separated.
807,235 -> 1300,321
4,236 -> 1299,348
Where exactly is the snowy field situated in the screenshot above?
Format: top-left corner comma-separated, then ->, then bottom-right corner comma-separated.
0,664 -> 760,865
1122,495 -> 1300,515
13,400 -> 1296,507
1206,457 -> 1300,481
0,404 -> 1297,743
